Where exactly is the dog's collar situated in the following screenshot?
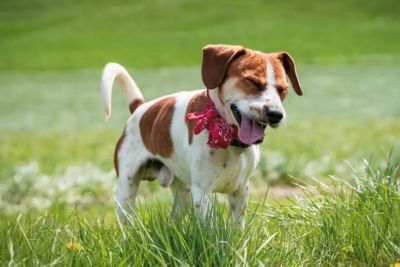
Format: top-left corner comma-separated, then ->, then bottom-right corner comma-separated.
186,89 -> 240,149
186,89 -> 263,149
230,139 -> 250,148
230,137 -> 264,148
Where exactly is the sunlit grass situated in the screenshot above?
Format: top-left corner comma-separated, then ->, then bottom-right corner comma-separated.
1,0 -> 399,264
1,66 -> 399,181
1,119 -> 398,183
1,0 -> 399,71
1,157 -> 399,265
0,65 -> 398,265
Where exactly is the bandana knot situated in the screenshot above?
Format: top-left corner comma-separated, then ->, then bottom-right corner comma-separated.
186,90 -> 238,149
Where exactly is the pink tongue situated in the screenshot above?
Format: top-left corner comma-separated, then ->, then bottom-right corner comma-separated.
238,116 -> 265,144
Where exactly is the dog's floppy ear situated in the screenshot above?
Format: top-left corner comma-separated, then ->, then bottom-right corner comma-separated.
202,44 -> 245,89
274,52 -> 303,96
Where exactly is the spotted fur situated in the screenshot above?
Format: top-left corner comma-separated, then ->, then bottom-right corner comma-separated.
101,45 -> 302,227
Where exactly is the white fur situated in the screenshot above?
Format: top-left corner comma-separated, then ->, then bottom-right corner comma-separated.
101,63 -> 143,120
265,60 -> 286,123
101,64 -> 265,227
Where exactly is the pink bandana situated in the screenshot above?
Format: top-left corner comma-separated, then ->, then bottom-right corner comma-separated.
186,90 -> 238,149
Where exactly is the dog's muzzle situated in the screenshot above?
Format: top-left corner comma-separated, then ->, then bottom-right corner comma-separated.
230,104 -> 266,146
230,104 -> 242,125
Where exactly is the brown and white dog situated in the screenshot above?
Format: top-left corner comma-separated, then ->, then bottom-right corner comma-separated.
101,44 -> 302,226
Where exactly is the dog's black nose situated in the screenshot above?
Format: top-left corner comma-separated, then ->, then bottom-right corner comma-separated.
265,108 -> 283,124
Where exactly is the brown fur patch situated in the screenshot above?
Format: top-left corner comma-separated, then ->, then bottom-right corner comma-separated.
202,45 -> 245,89
269,52 -> 303,96
224,50 -> 267,96
267,55 -> 289,100
203,45 -> 302,99
185,91 -> 207,144
222,50 -> 295,100
114,129 -> 126,177
129,98 -> 144,114
140,97 -> 176,157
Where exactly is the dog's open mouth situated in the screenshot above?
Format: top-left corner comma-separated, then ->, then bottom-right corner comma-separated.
230,104 -> 266,145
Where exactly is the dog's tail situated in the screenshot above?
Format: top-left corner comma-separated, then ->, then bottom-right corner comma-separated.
101,63 -> 144,121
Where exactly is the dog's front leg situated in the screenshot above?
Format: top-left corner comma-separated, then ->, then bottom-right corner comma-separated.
191,185 -> 212,221
228,182 -> 249,228
170,179 -> 190,217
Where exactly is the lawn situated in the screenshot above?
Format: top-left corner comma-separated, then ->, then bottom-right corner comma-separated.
0,0 -> 399,70
0,66 -> 398,181
0,0 -> 399,265
1,158 -> 399,265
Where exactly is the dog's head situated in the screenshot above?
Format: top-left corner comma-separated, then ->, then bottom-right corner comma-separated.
202,44 -> 303,145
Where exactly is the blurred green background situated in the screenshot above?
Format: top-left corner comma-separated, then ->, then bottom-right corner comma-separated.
0,0 -> 400,71
1,0 -> 399,70
0,0 -> 399,212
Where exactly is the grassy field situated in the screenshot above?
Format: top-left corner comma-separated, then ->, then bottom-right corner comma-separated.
1,0 -> 400,265
0,66 -> 398,181
1,158 -> 399,266
0,0 -> 399,70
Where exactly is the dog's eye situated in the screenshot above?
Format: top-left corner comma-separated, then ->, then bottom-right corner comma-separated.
277,86 -> 288,94
245,78 -> 262,90
277,87 -> 288,99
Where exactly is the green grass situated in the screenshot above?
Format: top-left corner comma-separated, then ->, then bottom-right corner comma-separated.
0,0 -> 399,70
0,65 -> 399,265
1,157 -> 399,266
0,66 -> 399,181
1,0 -> 400,264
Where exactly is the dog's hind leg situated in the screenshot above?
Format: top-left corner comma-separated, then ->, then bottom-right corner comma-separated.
115,140 -> 148,221
157,165 -> 173,187
115,164 -> 142,221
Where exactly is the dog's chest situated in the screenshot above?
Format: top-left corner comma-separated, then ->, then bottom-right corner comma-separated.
166,92 -> 260,194
195,146 -> 260,194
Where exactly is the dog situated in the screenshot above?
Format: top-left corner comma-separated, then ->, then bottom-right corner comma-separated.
101,44 -> 302,227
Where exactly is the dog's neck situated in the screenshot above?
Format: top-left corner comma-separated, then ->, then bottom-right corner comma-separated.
207,88 -> 252,148
208,88 -> 230,123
